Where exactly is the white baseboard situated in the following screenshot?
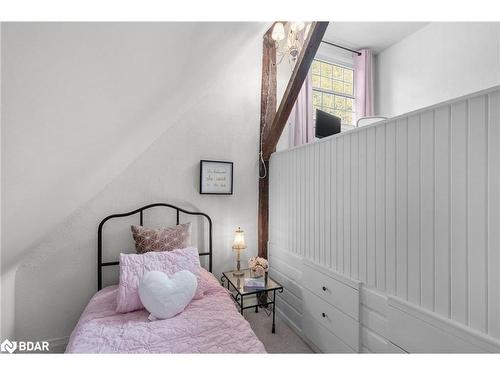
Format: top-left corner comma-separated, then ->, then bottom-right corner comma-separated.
388,296 -> 500,353
276,307 -> 319,353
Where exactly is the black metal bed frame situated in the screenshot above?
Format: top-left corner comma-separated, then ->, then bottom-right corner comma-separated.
97,203 -> 213,290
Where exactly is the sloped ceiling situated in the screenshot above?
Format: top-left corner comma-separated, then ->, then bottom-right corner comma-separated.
323,22 -> 429,53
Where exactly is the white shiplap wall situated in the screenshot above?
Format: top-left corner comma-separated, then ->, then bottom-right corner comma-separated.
269,86 -> 500,340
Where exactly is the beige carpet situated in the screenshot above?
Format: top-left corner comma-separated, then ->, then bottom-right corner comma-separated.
244,309 -> 314,353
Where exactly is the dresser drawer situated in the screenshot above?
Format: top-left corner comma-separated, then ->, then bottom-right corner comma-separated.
303,310 -> 355,353
303,289 -> 359,351
302,263 -> 359,320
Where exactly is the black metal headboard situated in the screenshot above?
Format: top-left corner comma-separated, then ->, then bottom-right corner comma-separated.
97,203 -> 213,290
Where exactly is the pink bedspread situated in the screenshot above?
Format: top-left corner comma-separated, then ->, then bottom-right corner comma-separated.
66,269 -> 266,353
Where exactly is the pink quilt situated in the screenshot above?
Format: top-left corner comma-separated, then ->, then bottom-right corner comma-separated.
66,269 -> 266,353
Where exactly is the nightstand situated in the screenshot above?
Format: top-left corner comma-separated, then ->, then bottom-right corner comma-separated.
221,269 -> 283,333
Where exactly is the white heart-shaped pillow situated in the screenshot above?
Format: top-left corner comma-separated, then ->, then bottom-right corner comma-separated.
138,270 -> 197,320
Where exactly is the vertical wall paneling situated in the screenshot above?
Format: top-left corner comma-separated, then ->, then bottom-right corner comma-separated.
304,147 -> 309,258
268,87 -> 500,341
396,118 -> 408,299
358,130 -> 368,284
468,95 -> 488,333
351,132 -> 359,280
319,142 -> 326,265
344,135 -> 352,275
337,139 -> 344,272
375,125 -> 386,290
434,105 -> 451,318
303,146 -> 308,257
451,100 -> 468,325
420,110 -> 435,311
385,122 -> 396,295
324,141 -> 332,267
314,144 -> 319,262
488,90 -> 500,338
407,115 -> 421,304
366,128 -> 376,287
330,139 -> 336,269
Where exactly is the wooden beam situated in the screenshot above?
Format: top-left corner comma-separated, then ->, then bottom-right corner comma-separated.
258,30 -> 276,258
261,21 -> 329,160
258,22 -> 328,259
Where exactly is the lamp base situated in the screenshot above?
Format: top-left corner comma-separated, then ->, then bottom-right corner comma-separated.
233,254 -> 244,277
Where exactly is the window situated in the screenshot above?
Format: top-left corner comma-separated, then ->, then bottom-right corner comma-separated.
311,59 -> 355,129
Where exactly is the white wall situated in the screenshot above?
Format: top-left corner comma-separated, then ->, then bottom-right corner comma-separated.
375,22 -> 500,117
1,22 -> 267,347
269,86 -> 500,343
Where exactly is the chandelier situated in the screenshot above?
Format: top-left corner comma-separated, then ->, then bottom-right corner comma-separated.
270,22 -> 310,65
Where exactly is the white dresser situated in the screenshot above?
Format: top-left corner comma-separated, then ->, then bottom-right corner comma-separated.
301,260 -> 361,353
270,247 -> 500,353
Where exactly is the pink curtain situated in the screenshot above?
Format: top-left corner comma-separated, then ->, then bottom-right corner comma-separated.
354,48 -> 374,120
291,72 -> 314,146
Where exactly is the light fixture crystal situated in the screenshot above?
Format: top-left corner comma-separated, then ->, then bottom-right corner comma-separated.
272,21 -> 309,66
290,22 -> 305,32
271,22 -> 285,42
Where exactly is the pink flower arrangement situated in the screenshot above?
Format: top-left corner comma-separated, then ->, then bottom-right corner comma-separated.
248,257 -> 269,277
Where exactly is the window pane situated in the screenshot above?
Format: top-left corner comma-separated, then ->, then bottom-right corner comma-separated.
344,82 -> 353,95
332,80 -> 343,93
312,74 -> 320,88
320,77 -> 332,90
335,96 -> 345,110
339,111 -> 346,123
311,60 -> 321,75
312,91 -> 322,106
311,60 -> 356,126
344,112 -> 353,125
320,62 -> 332,78
344,69 -> 353,83
323,93 -> 334,108
332,65 -> 343,79
345,98 -> 354,111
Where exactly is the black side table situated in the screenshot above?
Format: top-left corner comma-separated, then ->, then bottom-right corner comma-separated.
221,268 -> 283,333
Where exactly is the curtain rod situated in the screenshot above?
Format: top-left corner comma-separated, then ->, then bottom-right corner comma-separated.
321,40 -> 362,56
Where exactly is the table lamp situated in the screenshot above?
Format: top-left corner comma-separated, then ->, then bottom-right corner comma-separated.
232,226 -> 246,276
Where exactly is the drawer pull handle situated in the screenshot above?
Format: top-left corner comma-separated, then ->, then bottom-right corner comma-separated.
322,286 -> 327,291
322,312 -> 327,318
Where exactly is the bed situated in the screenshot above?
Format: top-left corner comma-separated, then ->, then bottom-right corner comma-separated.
66,203 -> 266,354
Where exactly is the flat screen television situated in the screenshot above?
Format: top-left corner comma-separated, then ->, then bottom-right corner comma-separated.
315,109 -> 341,138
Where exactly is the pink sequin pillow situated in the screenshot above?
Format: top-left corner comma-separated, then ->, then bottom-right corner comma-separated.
131,223 -> 191,254
116,247 -> 205,313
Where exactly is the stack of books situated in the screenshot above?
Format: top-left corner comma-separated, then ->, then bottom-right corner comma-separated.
244,277 -> 265,290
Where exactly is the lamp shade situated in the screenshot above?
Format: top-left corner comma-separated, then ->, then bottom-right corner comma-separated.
271,22 -> 286,42
232,227 -> 247,250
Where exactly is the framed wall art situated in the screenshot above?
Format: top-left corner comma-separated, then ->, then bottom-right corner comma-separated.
199,160 -> 233,195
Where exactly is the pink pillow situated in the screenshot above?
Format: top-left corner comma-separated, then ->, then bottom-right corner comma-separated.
131,223 -> 191,254
116,247 -> 205,313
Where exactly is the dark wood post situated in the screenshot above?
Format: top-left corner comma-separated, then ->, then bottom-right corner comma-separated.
258,22 -> 329,259
258,31 -> 277,258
